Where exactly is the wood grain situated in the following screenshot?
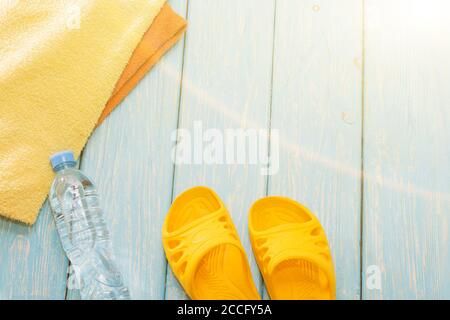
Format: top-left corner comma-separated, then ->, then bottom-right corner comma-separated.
0,201 -> 68,300
164,0 -> 276,299
269,0 -> 363,299
363,0 -> 450,299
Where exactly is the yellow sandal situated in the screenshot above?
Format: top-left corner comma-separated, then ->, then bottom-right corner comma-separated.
163,186 -> 260,300
249,197 -> 336,300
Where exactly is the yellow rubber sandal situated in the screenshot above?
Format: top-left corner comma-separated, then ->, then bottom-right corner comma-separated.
249,197 -> 336,300
163,186 -> 260,300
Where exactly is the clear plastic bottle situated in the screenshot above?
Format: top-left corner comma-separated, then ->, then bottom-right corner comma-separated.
49,151 -> 130,300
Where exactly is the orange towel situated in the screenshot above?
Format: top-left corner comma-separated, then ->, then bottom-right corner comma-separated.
98,3 -> 187,125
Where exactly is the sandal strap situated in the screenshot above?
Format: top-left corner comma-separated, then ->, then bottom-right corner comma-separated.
163,207 -> 243,295
252,221 -> 333,276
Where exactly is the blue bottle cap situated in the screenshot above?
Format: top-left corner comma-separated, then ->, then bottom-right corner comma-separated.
50,151 -> 76,171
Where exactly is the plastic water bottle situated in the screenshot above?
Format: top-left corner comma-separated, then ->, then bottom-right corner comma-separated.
49,151 -> 130,300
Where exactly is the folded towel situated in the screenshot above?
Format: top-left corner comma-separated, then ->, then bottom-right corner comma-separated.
99,3 -> 187,125
0,0 -> 166,224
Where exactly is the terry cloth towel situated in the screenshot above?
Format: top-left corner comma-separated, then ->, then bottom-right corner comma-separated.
98,3 -> 187,125
0,0 -> 166,224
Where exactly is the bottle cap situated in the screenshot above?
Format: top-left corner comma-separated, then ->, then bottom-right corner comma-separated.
50,151 -> 76,171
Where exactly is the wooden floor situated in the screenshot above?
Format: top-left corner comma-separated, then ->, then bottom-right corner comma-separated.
1,0 -> 449,300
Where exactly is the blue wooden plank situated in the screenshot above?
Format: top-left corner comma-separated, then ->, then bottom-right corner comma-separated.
164,0 -> 276,299
269,0 -> 363,300
0,201 -> 68,300
363,0 -> 450,299
66,0 -> 187,299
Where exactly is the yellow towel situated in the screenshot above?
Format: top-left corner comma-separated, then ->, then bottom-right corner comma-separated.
0,0 -> 166,224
